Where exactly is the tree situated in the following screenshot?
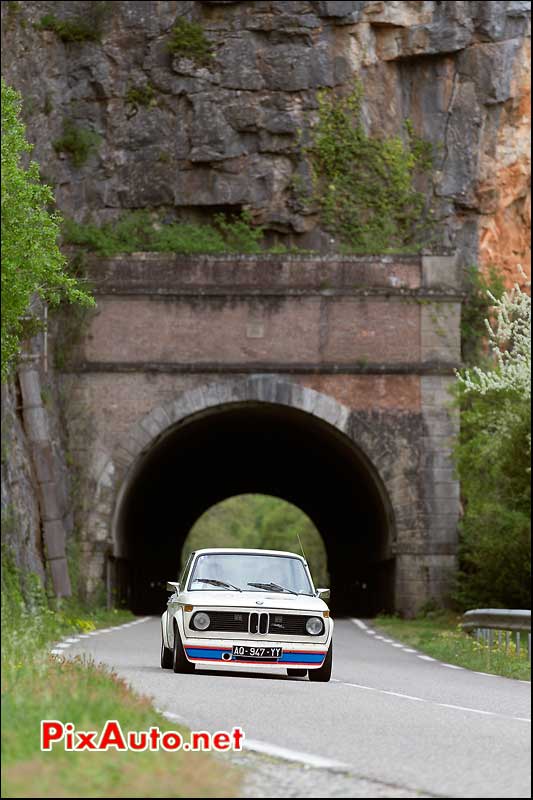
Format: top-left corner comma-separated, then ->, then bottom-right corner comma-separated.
454,271 -> 531,609
1,79 -> 93,381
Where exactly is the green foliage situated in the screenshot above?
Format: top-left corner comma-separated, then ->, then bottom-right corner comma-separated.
63,210 -> 268,256
453,388 -> 531,609
1,80 -> 94,381
167,17 -> 213,64
304,83 -> 436,253
126,83 -> 157,108
36,3 -> 109,42
182,495 -> 330,589
461,265 -> 505,365
53,120 -> 101,167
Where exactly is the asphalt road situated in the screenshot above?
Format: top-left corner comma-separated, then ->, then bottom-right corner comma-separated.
63,617 -> 531,798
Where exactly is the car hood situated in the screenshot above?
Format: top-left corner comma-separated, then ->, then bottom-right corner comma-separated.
178,589 -> 329,613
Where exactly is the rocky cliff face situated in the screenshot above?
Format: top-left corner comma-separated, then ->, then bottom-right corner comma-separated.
2,1 -> 530,276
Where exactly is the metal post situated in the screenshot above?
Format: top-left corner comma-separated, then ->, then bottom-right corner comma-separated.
506,631 -> 510,653
497,630 -> 502,648
516,631 -> 521,657
488,629 -> 493,649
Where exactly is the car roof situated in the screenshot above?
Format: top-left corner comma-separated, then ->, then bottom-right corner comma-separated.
190,547 -> 306,562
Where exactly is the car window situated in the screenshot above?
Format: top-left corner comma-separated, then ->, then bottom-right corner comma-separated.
188,553 -> 314,595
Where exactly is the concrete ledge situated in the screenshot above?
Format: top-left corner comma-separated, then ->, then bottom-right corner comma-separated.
64,360 -> 461,375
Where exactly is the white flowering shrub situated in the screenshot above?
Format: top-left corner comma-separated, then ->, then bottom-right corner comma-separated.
458,269 -> 531,400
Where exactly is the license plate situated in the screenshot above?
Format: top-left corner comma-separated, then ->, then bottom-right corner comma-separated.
232,645 -> 283,660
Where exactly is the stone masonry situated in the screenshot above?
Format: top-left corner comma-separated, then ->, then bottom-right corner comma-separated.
59,252 -> 461,615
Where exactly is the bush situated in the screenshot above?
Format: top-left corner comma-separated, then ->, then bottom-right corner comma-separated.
63,210 -> 266,255
453,391 -> 531,609
166,18 -> 213,64
36,3 -> 110,43
303,84 -> 436,253
53,120 -> 101,167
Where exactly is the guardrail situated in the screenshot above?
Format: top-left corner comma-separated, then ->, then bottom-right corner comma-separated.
461,609 -> 531,662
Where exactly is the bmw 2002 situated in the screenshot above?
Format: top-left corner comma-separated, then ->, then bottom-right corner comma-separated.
160,548 -> 333,681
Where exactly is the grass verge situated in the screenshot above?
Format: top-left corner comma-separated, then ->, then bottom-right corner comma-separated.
374,612 -> 530,681
2,562 -> 240,797
2,656 -> 238,797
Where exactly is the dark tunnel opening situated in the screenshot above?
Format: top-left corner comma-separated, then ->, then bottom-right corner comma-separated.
113,402 -> 396,617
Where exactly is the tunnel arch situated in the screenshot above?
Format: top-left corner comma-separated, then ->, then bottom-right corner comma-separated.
99,377 -> 401,616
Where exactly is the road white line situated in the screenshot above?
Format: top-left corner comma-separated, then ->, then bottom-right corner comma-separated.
243,738 -> 349,771
340,682 -> 531,723
402,648 -> 418,653
344,682 -> 426,703
442,663 -> 464,670
158,709 -> 189,725
351,618 -> 368,630
417,655 -> 436,662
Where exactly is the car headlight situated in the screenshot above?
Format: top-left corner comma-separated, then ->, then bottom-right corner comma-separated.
192,612 -> 211,631
306,616 -> 324,635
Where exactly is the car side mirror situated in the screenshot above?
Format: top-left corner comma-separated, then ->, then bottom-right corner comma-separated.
316,588 -> 330,601
166,581 -> 180,593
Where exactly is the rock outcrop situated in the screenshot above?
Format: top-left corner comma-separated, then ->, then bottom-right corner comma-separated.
2,1 -> 530,277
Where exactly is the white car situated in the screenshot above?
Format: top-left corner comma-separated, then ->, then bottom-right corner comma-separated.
161,548 -> 334,682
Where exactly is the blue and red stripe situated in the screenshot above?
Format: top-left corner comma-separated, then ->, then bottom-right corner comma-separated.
184,645 -> 326,665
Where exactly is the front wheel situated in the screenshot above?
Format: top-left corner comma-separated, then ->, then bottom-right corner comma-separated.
287,668 -> 308,678
308,643 -> 332,683
172,625 -> 195,674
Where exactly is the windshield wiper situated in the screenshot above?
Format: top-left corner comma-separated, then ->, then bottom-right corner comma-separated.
247,582 -> 298,595
193,578 -> 242,592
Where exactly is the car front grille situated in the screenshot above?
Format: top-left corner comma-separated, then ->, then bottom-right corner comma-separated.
194,611 -> 319,636
268,613 -> 311,636
195,611 -> 249,632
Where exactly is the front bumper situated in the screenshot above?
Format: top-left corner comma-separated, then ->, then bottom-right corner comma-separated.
182,636 -> 329,668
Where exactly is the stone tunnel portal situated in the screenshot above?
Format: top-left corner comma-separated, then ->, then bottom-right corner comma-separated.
113,401 -> 395,617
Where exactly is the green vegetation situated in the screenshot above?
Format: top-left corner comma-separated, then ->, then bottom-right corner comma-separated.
375,612 -> 530,681
461,265 -> 505,365
303,83 -> 435,253
453,389 -> 531,609
1,80 -> 94,381
1,553 -> 238,797
454,275 -> 530,610
53,120 -> 102,167
63,210 -> 277,256
36,3 -> 109,43
182,495 -> 330,589
167,18 -> 213,64
125,83 -> 157,108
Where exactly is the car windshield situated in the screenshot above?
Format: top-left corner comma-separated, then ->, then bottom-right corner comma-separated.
188,553 -> 314,595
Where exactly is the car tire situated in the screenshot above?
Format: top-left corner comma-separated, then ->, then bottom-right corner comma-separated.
287,668 -> 308,678
308,643 -> 332,683
172,624 -> 195,674
161,636 -> 173,669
